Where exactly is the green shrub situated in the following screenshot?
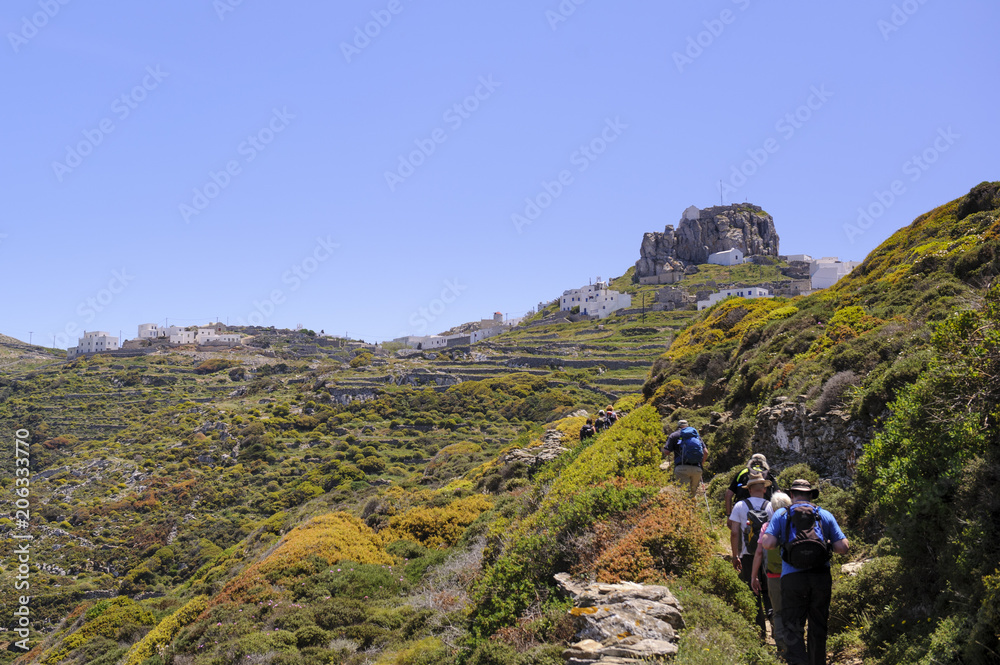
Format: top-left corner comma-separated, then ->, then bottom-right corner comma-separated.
774,463 -> 818,492
295,624 -> 330,648
467,640 -> 521,665
690,557 -> 758,628
829,556 -> 903,635
672,585 -> 780,665
120,595 -> 208,665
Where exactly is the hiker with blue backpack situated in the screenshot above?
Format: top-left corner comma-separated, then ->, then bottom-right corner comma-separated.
760,479 -> 849,665
729,472 -> 773,640
661,419 -> 707,496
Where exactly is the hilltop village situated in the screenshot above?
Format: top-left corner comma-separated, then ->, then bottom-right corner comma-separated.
63,203 -> 856,361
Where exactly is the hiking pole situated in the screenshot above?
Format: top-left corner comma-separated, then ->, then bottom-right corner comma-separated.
702,488 -> 716,528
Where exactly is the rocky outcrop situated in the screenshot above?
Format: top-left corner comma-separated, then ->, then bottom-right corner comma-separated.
555,573 -> 684,664
498,429 -> 569,467
750,398 -> 874,485
635,204 -> 780,283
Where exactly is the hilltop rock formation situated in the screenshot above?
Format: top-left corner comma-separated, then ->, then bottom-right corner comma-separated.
635,204 -> 780,283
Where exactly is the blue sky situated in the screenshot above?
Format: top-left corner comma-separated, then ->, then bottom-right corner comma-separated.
2,0 -> 997,346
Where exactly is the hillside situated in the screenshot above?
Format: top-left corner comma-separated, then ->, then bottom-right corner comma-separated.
1,182 -> 998,665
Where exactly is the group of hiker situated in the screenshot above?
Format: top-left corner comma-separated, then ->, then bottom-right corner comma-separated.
578,405 -> 620,440
660,419 -> 849,665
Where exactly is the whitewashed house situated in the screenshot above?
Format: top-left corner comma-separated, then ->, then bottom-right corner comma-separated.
170,330 -> 197,345
707,248 -> 744,266
809,258 -> 861,290
136,323 -> 239,346
560,278 -> 632,319
67,331 -> 119,359
697,287 -> 772,311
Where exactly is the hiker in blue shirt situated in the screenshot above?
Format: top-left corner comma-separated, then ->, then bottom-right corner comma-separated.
760,479 -> 849,665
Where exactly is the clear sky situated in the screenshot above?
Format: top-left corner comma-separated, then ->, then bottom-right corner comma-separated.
2,0 -> 998,346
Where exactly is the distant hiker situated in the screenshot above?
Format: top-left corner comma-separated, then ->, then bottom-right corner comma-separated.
729,471 -> 773,639
580,419 -> 596,440
605,405 -> 618,425
761,479 -> 850,665
752,491 -> 793,658
725,454 -> 778,526
595,410 -> 610,432
662,419 -> 707,496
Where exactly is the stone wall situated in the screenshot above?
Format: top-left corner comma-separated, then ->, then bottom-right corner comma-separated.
749,398 -> 874,485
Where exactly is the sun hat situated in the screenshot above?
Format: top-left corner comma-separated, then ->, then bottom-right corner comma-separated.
746,472 -> 771,489
747,453 -> 769,474
678,419 -> 689,428
788,478 -> 820,500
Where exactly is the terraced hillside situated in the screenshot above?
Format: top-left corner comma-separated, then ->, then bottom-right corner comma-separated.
2,182 -> 998,665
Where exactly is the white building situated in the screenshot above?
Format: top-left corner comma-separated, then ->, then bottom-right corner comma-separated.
683,205 -> 701,221
810,257 -> 861,290
707,248 -> 744,266
136,323 -> 240,346
170,330 -> 197,345
394,335 -> 451,350
785,254 -> 813,263
697,287 -> 772,311
67,331 -> 119,359
559,278 -> 632,319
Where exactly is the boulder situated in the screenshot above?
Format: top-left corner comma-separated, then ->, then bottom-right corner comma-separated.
556,573 -> 684,663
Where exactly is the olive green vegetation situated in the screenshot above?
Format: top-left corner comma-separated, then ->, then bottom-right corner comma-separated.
1,182 -> 997,664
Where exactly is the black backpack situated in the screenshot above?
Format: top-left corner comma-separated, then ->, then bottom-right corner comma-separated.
782,502 -> 831,569
742,498 -> 770,554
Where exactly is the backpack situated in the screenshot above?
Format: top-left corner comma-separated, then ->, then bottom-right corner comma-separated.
742,498 -> 770,554
782,502 -> 831,570
677,427 -> 704,467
